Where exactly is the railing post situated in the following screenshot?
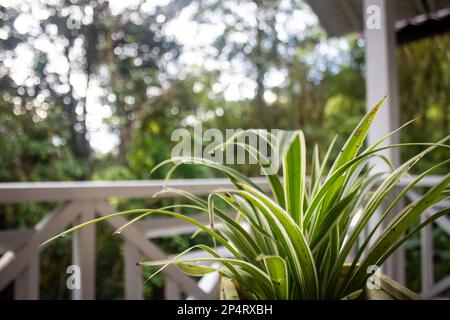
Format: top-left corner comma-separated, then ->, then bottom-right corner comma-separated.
0,203 -> 79,295
124,241 -> 143,300
381,188 -> 406,285
420,217 -> 434,295
165,280 -> 181,300
164,197 -> 183,299
96,200 -> 210,299
14,251 -> 39,300
72,202 -> 96,300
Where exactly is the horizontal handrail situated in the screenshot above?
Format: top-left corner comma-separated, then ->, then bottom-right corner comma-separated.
0,176 -> 443,204
0,178 -> 270,204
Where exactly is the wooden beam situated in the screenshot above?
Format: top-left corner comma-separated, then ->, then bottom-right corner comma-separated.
169,247 -> 231,261
338,0 -> 362,30
14,250 -> 39,300
135,214 -> 234,239
0,229 -> 34,255
136,214 -> 211,239
420,218 -> 434,295
0,251 -> 15,272
397,13 -> 450,45
407,190 -> 450,234
364,0 -> 405,283
305,0 -> 450,37
381,189 -> 406,285
422,275 -> 450,298
364,0 -> 401,169
124,241 -> 143,300
0,202 -> 79,293
71,202 -> 96,300
363,0 -> 400,250
0,178 -> 270,204
0,177 -> 440,205
164,280 -> 181,300
95,201 -> 210,300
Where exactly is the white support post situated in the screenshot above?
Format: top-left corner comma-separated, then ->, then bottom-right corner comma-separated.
14,251 -> 39,300
72,202 -> 96,300
364,0 -> 400,166
0,203 -> 81,296
165,280 -> 181,300
364,0 -> 405,284
95,201 -> 210,300
420,219 -> 434,295
124,241 -> 143,300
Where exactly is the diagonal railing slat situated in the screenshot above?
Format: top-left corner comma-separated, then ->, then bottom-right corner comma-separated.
0,202 -> 80,293
95,200 -> 211,300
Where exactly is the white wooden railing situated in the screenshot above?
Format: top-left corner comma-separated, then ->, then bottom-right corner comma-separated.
0,176 -> 448,299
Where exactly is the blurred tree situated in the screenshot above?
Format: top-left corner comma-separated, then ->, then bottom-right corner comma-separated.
189,0 -> 310,128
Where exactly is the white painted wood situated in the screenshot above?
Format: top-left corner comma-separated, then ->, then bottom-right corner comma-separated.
95,201 -> 210,300
0,229 -> 34,254
0,202 -> 79,293
169,247 -> 231,261
72,202 -> 96,300
124,241 -> 143,300
0,178 -> 270,204
338,0 -> 361,30
383,242 -> 406,285
422,275 -> 450,299
14,250 -> 39,300
407,190 -> 450,234
363,0 -> 405,283
305,0 -> 450,38
136,215 -> 226,239
382,189 -> 406,285
164,280 -> 181,300
420,219 -> 434,295
0,177 -> 440,204
364,0 -> 400,170
136,215 -> 210,239
0,251 -> 15,272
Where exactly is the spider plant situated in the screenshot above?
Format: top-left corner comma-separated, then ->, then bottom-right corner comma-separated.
43,97 -> 450,300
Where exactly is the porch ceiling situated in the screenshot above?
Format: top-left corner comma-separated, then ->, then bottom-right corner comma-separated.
305,0 -> 450,38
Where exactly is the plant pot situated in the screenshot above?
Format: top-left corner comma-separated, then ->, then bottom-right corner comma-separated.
219,273 -> 422,300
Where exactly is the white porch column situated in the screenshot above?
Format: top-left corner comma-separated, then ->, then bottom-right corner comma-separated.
72,202 -> 96,300
364,0 -> 400,164
364,0 -> 405,284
